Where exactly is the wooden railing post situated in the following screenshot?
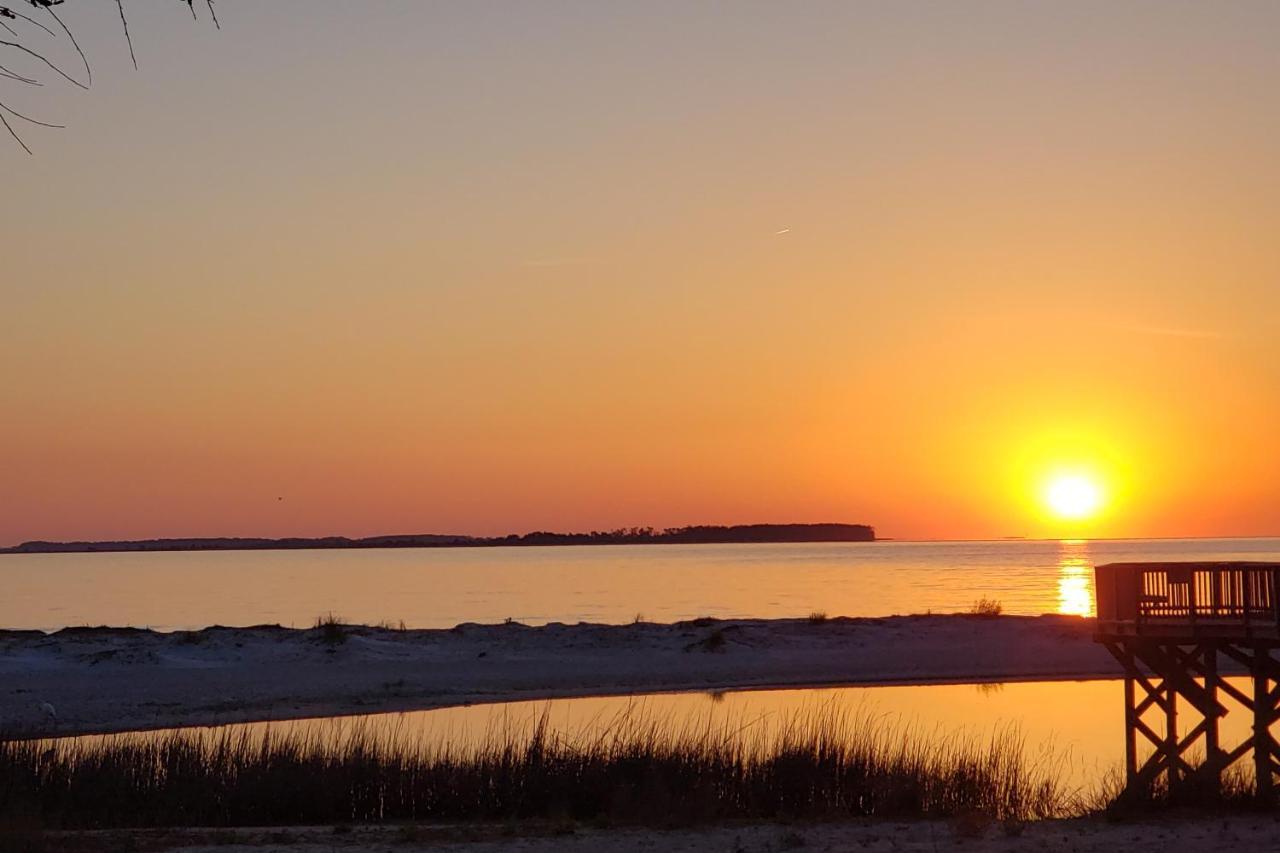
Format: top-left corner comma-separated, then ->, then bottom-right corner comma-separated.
1273,568 -> 1280,626
1245,573 -> 1253,633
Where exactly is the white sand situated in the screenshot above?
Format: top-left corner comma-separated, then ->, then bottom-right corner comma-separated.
0,614 -> 1123,737
38,816 -> 1280,853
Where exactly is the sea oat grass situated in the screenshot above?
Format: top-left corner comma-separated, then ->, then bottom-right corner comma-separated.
968,598 -> 1003,617
0,706 -> 1068,830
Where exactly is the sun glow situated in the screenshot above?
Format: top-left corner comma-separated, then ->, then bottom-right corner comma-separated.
1056,540 -> 1095,616
1044,474 -> 1104,521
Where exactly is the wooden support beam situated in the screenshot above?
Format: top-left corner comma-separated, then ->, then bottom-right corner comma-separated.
1221,643 -> 1257,671
1203,645 -> 1222,786
1133,716 -> 1164,751
1134,751 -> 1168,788
1096,562 -> 1280,799
1106,637 -> 1280,798
1254,645 -> 1275,801
1171,644 -> 1210,678
1124,673 -> 1137,779
1104,642 -> 1169,712
1217,676 -> 1255,713
1223,738 -> 1254,767
1165,676 -> 1181,791
1177,717 -> 1209,754
1131,642 -> 1223,717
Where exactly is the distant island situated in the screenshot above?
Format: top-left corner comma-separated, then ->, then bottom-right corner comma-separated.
0,523 -> 875,554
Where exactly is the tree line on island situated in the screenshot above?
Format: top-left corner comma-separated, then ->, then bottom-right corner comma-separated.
1,523 -> 875,554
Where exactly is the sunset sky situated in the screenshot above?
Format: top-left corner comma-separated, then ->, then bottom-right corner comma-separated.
4,1 -> 1280,545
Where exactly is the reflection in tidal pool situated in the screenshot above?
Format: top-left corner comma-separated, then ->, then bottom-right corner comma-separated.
57,677 -> 1258,796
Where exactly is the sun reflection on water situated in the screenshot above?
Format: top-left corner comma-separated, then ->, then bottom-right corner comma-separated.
1056,540 -> 1095,616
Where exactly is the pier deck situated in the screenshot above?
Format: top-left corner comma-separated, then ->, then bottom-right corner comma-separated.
1094,561 -> 1280,798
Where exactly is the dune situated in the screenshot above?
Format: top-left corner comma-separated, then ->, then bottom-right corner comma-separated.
0,614 -> 1124,738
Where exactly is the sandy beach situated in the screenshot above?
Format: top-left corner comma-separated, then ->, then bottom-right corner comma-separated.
0,614 -> 1127,737
19,815 -> 1280,852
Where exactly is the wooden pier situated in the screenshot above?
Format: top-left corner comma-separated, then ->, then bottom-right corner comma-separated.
1095,561 -> 1280,797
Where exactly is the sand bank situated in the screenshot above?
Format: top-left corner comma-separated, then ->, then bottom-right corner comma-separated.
1,614 -> 1122,737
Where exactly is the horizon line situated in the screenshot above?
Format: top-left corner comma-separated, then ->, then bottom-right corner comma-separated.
4,527 -> 1280,554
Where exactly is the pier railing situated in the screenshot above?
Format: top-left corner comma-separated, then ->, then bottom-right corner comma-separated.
1095,561 -> 1280,638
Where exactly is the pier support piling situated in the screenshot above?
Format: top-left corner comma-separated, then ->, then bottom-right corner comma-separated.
1096,561 -> 1280,800
1102,638 -> 1280,798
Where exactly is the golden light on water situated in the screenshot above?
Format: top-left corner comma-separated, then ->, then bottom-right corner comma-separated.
1056,540 -> 1095,617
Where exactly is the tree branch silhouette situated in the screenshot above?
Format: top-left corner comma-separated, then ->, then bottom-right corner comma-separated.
0,0 -> 218,154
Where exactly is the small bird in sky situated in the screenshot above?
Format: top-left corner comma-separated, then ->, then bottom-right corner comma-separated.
774,228 -> 791,235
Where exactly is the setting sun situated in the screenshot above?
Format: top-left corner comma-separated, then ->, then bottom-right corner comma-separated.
1045,475 -> 1105,521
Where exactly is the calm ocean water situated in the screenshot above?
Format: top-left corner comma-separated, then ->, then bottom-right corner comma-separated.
3,536 -> 1279,632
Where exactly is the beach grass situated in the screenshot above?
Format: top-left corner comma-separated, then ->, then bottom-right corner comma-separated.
968,598 -> 1003,617
312,612 -> 348,645
0,705 -> 1069,830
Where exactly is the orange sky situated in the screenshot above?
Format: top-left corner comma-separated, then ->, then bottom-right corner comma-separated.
4,2 -> 1280,544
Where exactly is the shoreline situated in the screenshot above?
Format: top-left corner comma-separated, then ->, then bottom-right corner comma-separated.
0,613 -> 1137,739
9,670 -> 1127,742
